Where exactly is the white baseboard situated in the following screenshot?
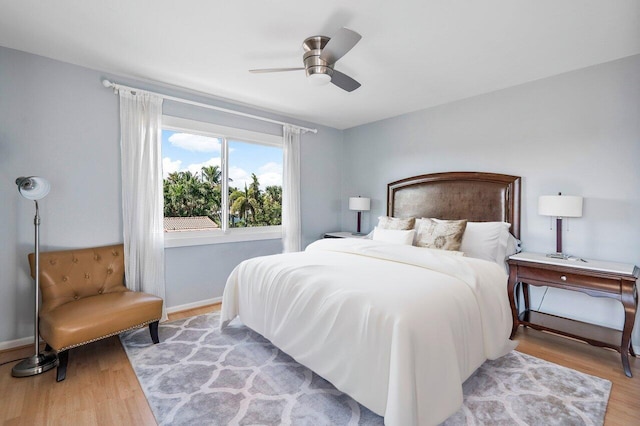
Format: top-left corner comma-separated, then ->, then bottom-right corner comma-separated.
0,336 -> 43,352
166,297 -> 222,314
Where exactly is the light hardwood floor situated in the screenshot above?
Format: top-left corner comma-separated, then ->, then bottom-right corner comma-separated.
1,304 -> 638,425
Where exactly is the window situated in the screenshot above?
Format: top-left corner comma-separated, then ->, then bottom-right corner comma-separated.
161,116 -> 283,247
228,140 -> 283,228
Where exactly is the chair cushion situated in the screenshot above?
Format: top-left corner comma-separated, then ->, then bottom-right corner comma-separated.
39,291 -> 163,351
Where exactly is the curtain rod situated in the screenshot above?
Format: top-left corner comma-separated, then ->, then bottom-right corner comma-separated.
101,79 -> 318,134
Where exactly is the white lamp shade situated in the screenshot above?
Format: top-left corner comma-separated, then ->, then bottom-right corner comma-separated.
16,176 -> 50,200
349,197 -> 371,211
538,195 -> 583,218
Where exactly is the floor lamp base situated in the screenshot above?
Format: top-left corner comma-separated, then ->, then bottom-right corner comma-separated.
11,352 -> 58,377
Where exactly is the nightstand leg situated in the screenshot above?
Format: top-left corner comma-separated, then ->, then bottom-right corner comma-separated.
522,283 -> 530,311
621,282 -> 637,378
622,353 -> 632,378
507,268 -> 519,339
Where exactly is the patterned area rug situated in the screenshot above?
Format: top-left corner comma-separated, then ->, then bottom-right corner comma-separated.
120,313 -> 611,426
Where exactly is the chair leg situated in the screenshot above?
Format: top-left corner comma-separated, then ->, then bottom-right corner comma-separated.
149,321 -> 160,344
56,350 -> 69,382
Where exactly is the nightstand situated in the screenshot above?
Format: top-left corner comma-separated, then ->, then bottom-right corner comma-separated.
507,252 -> 639,377
323,231 -> 368,239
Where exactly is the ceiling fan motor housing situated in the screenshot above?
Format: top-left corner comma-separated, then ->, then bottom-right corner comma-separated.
302,36 -> 333,79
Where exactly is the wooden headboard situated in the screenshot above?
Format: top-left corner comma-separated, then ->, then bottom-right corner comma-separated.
387,172 -> 521,238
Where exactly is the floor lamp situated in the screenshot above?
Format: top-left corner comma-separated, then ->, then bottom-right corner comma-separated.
12,176 -> 58,377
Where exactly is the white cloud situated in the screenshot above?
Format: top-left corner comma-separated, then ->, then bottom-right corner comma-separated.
257,172 -> 282,188
228,163 -> 283,191
229,166 -> 250,190
258,162 -> 281,174
162,157 -> 182,178
168,133 -> 221,152
258,162 -> 282,188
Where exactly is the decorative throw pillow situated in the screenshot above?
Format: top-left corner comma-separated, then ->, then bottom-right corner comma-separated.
377,216 -> 416,230
415,218 -> 467,251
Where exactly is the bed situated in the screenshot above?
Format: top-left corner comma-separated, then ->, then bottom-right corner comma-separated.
221,171 -> 521,425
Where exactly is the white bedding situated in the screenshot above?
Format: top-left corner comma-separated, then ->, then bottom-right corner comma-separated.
221,238 -> 517,425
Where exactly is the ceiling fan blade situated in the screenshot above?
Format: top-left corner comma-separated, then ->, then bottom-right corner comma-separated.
331,70 -> 361,92
249,67 -> 305,73
319,28 -> 362,64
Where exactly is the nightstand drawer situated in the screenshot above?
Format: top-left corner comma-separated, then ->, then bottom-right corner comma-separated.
518,265 -> 621,294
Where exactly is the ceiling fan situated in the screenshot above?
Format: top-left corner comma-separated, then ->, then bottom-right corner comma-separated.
250,28 -> 362,92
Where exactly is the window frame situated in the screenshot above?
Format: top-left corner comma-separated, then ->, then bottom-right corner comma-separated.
162,116 -> 283,248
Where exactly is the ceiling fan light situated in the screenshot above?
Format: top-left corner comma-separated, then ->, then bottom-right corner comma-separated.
307,72 -> 332,86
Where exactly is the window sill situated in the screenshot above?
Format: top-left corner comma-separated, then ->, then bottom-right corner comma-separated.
164,226 -> 282,248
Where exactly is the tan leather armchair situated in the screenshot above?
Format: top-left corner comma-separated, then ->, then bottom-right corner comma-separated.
29,244 -> 163,381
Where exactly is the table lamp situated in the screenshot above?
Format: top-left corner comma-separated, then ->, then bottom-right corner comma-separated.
538,192 -> 583,259
349,196 -> 370,235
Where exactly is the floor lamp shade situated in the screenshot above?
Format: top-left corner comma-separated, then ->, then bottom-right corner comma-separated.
349,196 -> 370,234
12,176 -> 58,377
538,193 -> 583,258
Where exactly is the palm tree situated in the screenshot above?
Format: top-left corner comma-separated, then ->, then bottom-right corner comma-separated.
230,184 -> 259,226
201,165 -> 221,186
164,169 -> 282,227
164,180 -> 186,217
261,185 -> 282,225
264,185 -> 282,204
249,173 -> 261,197
163,171 -> 209,217
200,165 -> 222,223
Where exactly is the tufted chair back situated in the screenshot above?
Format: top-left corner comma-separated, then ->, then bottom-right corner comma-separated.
29,244 -> 128,315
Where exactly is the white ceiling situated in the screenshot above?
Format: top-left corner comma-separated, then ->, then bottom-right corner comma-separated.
1,1 -> 639,129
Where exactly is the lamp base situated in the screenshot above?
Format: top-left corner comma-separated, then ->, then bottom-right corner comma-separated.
11,352 -> 58,377
546,252 -> 569,260
546,253 -> 588,262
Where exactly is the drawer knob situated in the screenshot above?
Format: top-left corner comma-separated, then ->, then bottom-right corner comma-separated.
560,275 -> 567,281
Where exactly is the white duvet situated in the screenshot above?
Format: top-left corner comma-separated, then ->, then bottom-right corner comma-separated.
221,238 -> 517,425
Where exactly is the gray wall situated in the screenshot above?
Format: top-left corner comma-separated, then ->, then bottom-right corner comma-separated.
0,46 -> 343,344
3,43 -> 638,351
342,54 -> 640,345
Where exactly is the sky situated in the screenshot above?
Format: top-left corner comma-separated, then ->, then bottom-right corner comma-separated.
161,130 -> 283,190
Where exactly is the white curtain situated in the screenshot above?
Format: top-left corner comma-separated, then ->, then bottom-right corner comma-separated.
282,124 -> 301,252
119,89 -> 167,321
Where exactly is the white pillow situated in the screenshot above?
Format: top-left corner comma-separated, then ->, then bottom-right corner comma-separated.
459,221 -> 511,264
372,227 -> 415,245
